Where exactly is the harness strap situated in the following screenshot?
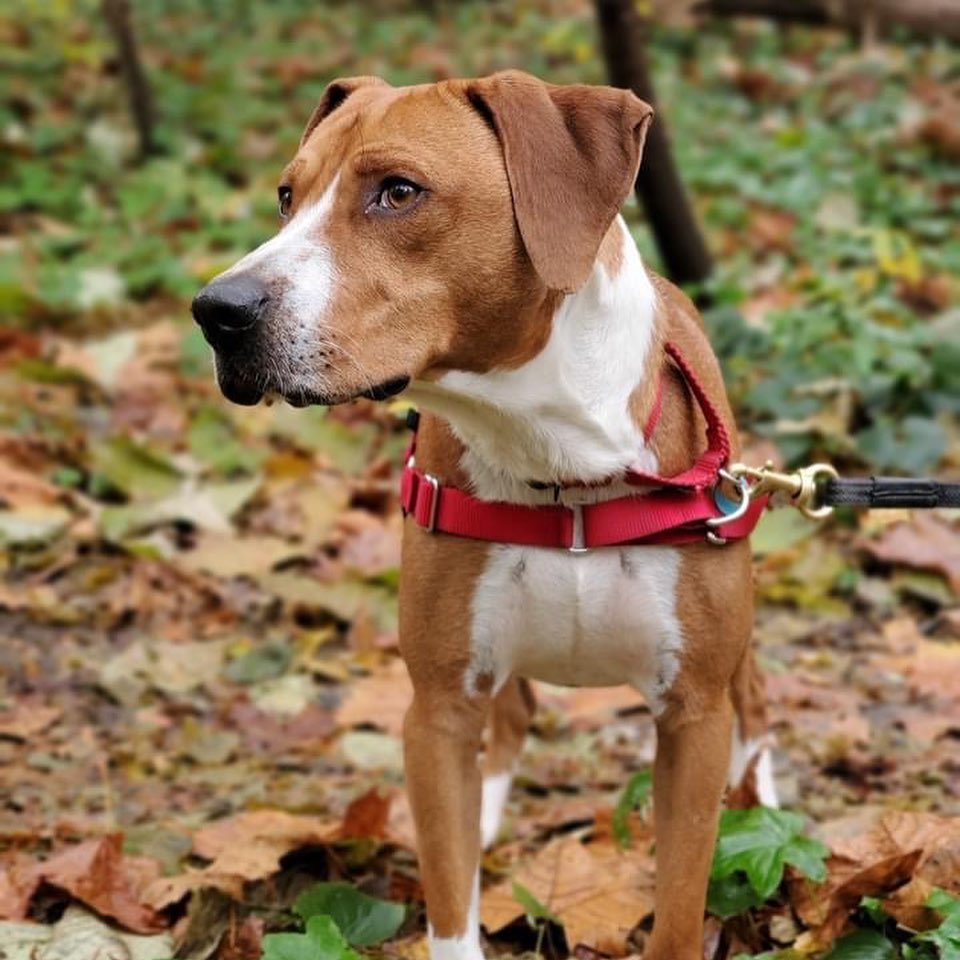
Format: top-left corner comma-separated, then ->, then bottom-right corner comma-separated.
625,341 -> 730,490
399,340 -> 765,550
401,469 -> 765,549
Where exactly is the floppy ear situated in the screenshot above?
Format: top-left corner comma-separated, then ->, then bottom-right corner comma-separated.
466,70 -> 653,293
300,76 -> 389,146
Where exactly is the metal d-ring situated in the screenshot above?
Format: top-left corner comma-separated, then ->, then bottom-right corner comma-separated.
705,469 -> 753,545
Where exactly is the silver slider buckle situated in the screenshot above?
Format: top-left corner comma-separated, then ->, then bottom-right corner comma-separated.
422,473 -> 440,533
568,502 -> 588,554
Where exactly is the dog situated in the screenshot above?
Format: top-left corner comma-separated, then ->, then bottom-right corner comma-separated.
192,70 -> 776,960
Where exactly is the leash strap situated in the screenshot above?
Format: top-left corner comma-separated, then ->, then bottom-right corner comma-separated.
819,476 -> 960,510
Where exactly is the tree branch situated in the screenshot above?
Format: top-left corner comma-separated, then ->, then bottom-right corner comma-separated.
102,0 -> 158,159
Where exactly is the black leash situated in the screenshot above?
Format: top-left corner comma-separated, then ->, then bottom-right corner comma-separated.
728,461 -> 959,519
819,476 -> 960,510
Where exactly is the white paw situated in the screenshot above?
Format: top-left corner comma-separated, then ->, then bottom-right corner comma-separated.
428,875 -> 484,959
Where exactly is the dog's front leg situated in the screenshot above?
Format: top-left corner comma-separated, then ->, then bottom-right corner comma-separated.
646,697 -> 734,960
404,689 -> 488,960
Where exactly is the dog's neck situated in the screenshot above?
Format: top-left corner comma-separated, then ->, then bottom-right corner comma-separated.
406,218 -> 662,504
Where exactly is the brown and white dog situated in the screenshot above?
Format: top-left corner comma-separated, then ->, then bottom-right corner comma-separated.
193,71 -> 775,960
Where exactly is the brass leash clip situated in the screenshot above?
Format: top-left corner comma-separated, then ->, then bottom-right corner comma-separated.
729,461 -> 839,520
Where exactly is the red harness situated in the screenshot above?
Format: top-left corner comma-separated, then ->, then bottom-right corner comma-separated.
400,342 -> 767,551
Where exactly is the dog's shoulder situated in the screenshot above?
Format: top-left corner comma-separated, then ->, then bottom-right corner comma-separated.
647,269 -> 742,462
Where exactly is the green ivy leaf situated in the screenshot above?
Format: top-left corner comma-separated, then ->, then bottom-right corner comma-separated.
293,882 -> 405,947
908,889 -> 960,960
860,895 -> 890,926
261,916 -> 361,960
613,769 -> 653,849
710,807 -> 828,904
707,870 -> 767,919
928,889 -> 960,923
824,928 -> 898,960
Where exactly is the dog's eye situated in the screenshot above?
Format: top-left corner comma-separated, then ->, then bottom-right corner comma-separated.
377,178 -> 422,212
278,186 -> 292,220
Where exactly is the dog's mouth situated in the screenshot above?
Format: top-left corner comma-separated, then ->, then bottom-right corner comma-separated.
217,369 -> 410,408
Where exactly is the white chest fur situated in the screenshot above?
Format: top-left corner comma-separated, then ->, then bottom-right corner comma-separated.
406,217 -> 659,498
467,544 -> 684,713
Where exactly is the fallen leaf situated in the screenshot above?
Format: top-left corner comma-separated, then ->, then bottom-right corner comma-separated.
144,810 -> 340,910
0,906 -> 174,960
339,787 -> 395,841
481,833 -> 655,956
862,514 -> 960,593
177,533 -> 301,578
335,657 -> 412,737
792,811 -> 960,942
0,702 -> 61,741
0,836 -> 164,934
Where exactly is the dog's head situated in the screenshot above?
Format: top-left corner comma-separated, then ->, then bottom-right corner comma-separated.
192,71 -> 652,407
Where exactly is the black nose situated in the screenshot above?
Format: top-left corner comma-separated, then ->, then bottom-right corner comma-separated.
192,274 -> 269,346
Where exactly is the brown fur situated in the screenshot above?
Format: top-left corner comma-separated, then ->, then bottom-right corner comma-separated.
597,218 -> 626,278
466,71 -> 652,292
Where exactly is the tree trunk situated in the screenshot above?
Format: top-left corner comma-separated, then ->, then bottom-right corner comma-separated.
694,0 -> 960,42
593,0 -> 714,290
102,0 -> 158,159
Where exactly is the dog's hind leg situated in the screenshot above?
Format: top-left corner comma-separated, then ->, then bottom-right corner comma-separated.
728,646 -> 777,807
480,676 -> 535,848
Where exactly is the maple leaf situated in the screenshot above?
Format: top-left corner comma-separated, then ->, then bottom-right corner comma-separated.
481,833 -> 655,956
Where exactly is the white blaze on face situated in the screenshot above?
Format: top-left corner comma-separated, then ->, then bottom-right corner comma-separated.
219,173 -> 341,342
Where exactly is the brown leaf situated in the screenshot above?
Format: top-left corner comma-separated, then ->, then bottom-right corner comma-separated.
0,701 -> 61,741
336,510 -> 401,578
884,635 -> 960,704
144,810 -> 339,910
481,833 -> 654,956
0,852 -> 40,919
862,514 -> 960,593
335,657 -> 412,737
217,914 -> 264,960
791,850 -> 923,942
792,811 -> 960,942
0,460 -> 63,508
536,684 -> 646,730
340,787 -> 394,841
0,835 -> 165,934
883,877 -> 940,932
192,810 -> 340,878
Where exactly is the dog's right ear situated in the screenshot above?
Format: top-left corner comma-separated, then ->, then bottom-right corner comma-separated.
300,76 -> 389,146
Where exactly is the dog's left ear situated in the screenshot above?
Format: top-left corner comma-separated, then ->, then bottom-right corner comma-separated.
300,76 -> 389,146
466,70 -> 653,293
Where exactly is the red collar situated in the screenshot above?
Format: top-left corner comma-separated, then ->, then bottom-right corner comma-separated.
399,342 -> 767,551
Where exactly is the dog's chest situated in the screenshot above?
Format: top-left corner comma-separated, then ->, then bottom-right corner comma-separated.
466,544 -> 686,711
